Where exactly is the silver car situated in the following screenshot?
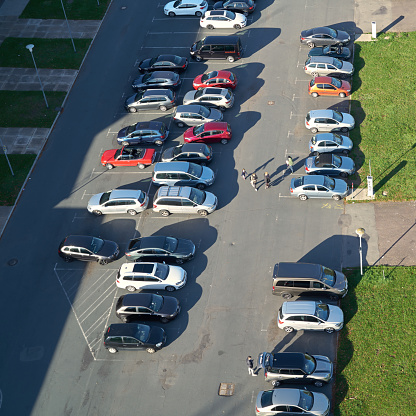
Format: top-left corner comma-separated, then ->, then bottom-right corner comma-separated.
304,153 -> 355,177
304,56 -> 354,77
308,132 -> 353,155
305,109 -> 355,133
290,175 -> 348,201
87,189 -> 148,216
278,301 -> 344,333
132,71 -> 180,90
256,389 -> 330,416
183,87 -> 234,110
173,104 -> 223,127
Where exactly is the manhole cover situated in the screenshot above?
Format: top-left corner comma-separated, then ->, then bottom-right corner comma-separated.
218,382 -> 235,396
268,101 -> 275,105
8,258 -> 18,266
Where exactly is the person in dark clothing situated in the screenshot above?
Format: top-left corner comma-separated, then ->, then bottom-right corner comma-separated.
246,356 -> 257,376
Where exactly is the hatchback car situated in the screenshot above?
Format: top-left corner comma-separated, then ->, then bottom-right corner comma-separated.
173,104 -> 223,127
309,77 -> 351,98
87,189 -> 148,216
300,26 -> 350,48
290,175 -> 348,201
132,71 -> 180,90
258,352 -> 333,387
184,121 -> 231,144
183,87 -> 234,110
138,55 -> 188,73
305,109 -> 355,133
117,121 -> 168,146
304,57 -> 354,78
125,89 -> 175,113
125,236 -> 195,264
304,153 -> 355,177
115,293 -> 180,323
308,45 -> 351,60
278,301 -> 344,333
161,143 -> 213,164
193,70 -> 237,90
58,235 -> 119,264
200,10 -> 247,29
256,389 -> 330,416
101,146 -> 156,169
153,186 -> 218,217
103,323 -> 166,354
164,0 -> 208,16
213,0 -> 255,15
308,132 -> 353,155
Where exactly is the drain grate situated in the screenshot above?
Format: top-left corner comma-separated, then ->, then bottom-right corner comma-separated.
218,382 -> 235,396
8,258 -> 18,266
268,101 -> 275,105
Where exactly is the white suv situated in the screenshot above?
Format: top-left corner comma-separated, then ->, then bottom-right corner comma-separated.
183,87 -> 234,110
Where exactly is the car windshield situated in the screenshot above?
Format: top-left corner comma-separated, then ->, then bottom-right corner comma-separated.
333,154 -> 342,167
199,106 -> 210,117
149,57 -> 157,66
298,390 -> 314,411
142,73 -> 151,82
193,124 -> 205,135
188,163 -> 203,177
163,236 -> 178,253
172,56 -> 181,65
310,78 -> 315,87
90,237 -> 104,254
99,191 -> 111,205
332,110 -> 343,122
225,91 -> 232,100
333,58 -> 342,69
135,325 -> 151,343
172,145 -> 183,156
134,91 -> 144,101
315,303 -> 329,321
323,176 -> 336,190
311,136 -> 316,145
203,146 -> 211,156
125,125 -> 136,135
331,77 -> 342,88
149,294 -> 164,312
225,10 -> 235,19
189,188 -> 206,204
320,266 -> 336,286
173,0 -> 182,7
194,89 -> 204,99
322,45 -> 331,54
327,27 -> 337,38
260,390 -> 274,408
201,71 -> 217,82
194,39 -> 203,51
302,353 -> 317,374
154,263 -> 169,280
113,149 -> 122,159
332,133 -> 342,145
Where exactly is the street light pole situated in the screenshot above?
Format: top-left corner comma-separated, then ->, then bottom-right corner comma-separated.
356,228 -> 365,275
59,0 -> 77,52
25,44 -> 49,108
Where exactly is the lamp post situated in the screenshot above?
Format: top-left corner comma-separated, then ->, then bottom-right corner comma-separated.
59,0 -> 77,52
25,44 -> 49,108
356,228 -> 365,275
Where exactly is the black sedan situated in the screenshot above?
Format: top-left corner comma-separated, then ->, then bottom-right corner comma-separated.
132,71 -> 181,90
58,235 -> 119,265
308,45 -> 351,60
125,236 -> 195,264
103,323 -> 166,354
115,293 -> 180,323
300,26 -> 350,48
138,55 -> 188,73
213,0 -> 255,15
161,143 -> 213,165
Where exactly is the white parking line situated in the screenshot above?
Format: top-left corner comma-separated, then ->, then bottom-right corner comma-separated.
152,17 -> 199,21
84,309 -> 113,337
290,111 -> 304,119
294,77 -> 310,83
78,285 -> 117,324
147,31 -> 198,34
91,169 -> 152,175
141,46 -> 190,49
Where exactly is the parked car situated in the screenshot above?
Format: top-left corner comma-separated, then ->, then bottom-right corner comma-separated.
116,261 -> 187,292
161,143 -> 213,164
125,236 -> 195,264
87,189 -> 149,216
193,70 -> 237,90
200,10 -> 246,29
58,235 -> 119,264
138,55 -> 188,73
304,153 -> 355,177
256,389 -> 330,416
308,132 -> 353,155
184,121 -> 231,144
103,323 -> 166,354
272,262 -> 348,299
183,87 -> 234,109
290,175 -> 348,201
153,186 -> 218,216
132,71 -> 180,90
173,104 -> 223,127
278,301 -> 344,333
213,0 -> 255,16
125,89 -> 175,113
258,351 -> 333,387
190,35 -> 242,62
305,109 -> 355,133
101,146 -> 156,169
308,45 -> 351,60
164,0 -> 208,16
309,76 -> 351,98
304,56 -> 354,78
115,293 -> 180,323
117,121 -> 168,146
300,26 -> 350,48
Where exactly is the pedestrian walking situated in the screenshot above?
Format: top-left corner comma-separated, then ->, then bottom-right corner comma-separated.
246,356 -> 257,376
286,156 -> 294,174
241,168 -> 247,180
250,173 -> 258,191
264,172 -> 271,189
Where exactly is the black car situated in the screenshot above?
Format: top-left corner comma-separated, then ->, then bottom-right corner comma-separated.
300,26 -> 350,48
161,143 -> 213,165
103,323 -> 166,354
117,121 -> 168,146
115,293 -> 180,323
213,0 -> 255,15
58,235 -> 119,265
132,71 -> 181,90
138,55 -> 188,73
308,45 -> 351,60
125,236 -> 195,264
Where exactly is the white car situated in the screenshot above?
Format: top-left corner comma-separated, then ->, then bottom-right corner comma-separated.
116,262 -> 187,292
200,10 -> 247,29
164,0 -> 208,17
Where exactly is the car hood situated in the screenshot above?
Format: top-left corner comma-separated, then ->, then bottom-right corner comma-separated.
183,90 -> 197,104
87,193 -> 103,208
161,147 -> 175,162
202,191 -> 217,208
341,113 -> 355,128
336,30 -> 350,43
193,74 -> 203,88
166,265 -> 186,284
139,58 -> 152,69
147,326 -> 166,345
117,126 -> 129,139
340,61 -> 354,73
327,305 -> 344,325
333,179 -> 349,195
101,149 -> 117,164
132,75 -> 145,87
183,127 -> 195,141
176,239 -> 195,256
340,157 -> 355,172
200,166 -> 215,183
311,392 -> 330,416
209,108 -> 223,121
125,94 -> 137,106
98,240 -> 119,258
159,296 -> 180,316
333,270 -> 348,293
341,135 -> 353,150
213,1 -> 224,9
313,355 -> 333,376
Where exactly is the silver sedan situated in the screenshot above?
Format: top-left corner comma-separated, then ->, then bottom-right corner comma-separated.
308,133 -> 353,155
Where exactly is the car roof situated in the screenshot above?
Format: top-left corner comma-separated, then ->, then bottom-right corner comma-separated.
147,71 -> 177,78
135,120 -> 164,130
308,56 -> 336,64
273,262 -> 321,279
139,236 -> 167,249
271,389 -> 301,406
181,143 -> 209,153
143,89 -> 173,97
175,104 -> 206,113
120,293 -> 154,307
109,189 -> 143,200
106,323 -> 148,337
301,175 -> 326,186
202,35 -> 240,45
312,26 -> 332,35
154,161 -> 190,172
282,301 -> 316,315
157,54 -> 180,61
62,235 -> 93,248
156,186 -> 191,199
313,132 -> 338,141
315,153 -> 334,164
313,76 -> 333,83
269,352 -> 306,369
202,121 -> 227,130
206,10 -> 226,16
203,87 -> 226,95
308,109 -> 334,119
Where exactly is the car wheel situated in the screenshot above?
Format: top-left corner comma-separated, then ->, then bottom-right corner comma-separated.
196,183 -> 206,190
227,56 -> 235,63
234,24 -> 241,29
160,210 -> 170,217
106,163 -> 114,169
121,317 -> 129,323
314,380 -> 324,387
121,141 -> 130,146
159,105 -> 167,112
127,209 -> 138,215
311,127 -> 318,133
195,55 -> 202,62
128,107 -> 137,113
98,258 -> 108,265
332,195 -> 342,201
176,258 -> 185,265
160,317 -> 170,323
207,24 -> 214,30
311,71 -> 318,77
339,92 -> 346,98
155,140 -> 163,146
198,209 -> 208,217
165,285 -> 175,292
92,210 -> 102,216
284,326 -> 294,333
299,194 -> 308,201
271,380 -> 280,387
325,327 -> 335,334
220,106 -> 227,111
307,42 -> 315,48
195,11 -> 202,17
282,293 -> 292,299
340,172 -> 348,178
243,11 -> 248,16
341,127 -> 349,133
313,151 -> 320,156
176,121 -> 185,128
146,347 -> 156,354
137,163 -> 145,170
311,92 -> 319,98
168,11 -> 175,17
63,256 -> 73,263
107,347 -> 118,354
126,285 -> 136,292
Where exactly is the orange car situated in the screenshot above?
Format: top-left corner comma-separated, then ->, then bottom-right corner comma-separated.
308,76 -> 351,98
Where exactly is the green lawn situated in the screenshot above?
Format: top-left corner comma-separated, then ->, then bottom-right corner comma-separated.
0,38 -> 91,69
0,154 -> 36,205
0,91 -> 66,128
335,267 -> 416,416
351,33 -> 416,201
20,0 -> 111,20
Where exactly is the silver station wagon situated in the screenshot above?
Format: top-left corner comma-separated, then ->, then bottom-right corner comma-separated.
304,56 -> 354,77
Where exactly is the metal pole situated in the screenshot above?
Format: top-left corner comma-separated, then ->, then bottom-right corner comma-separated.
60,0 -> 77,52
359,235 -> 363,275
97,0 -> 100,5
26,45 -> 49,108
369,158 -> 372,177
0,139 -> 14,176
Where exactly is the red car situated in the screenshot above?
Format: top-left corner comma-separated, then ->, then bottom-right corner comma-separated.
183,122 -> 231,145
101,146 -> 156,169
193,70 -> 237,90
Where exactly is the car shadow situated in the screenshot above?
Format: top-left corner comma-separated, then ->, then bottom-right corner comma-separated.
236,27 -> 281,59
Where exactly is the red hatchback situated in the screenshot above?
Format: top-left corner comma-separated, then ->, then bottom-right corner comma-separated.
101,146 -> 156,169
183,122 -> 232,145
193,70 -> 237,90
